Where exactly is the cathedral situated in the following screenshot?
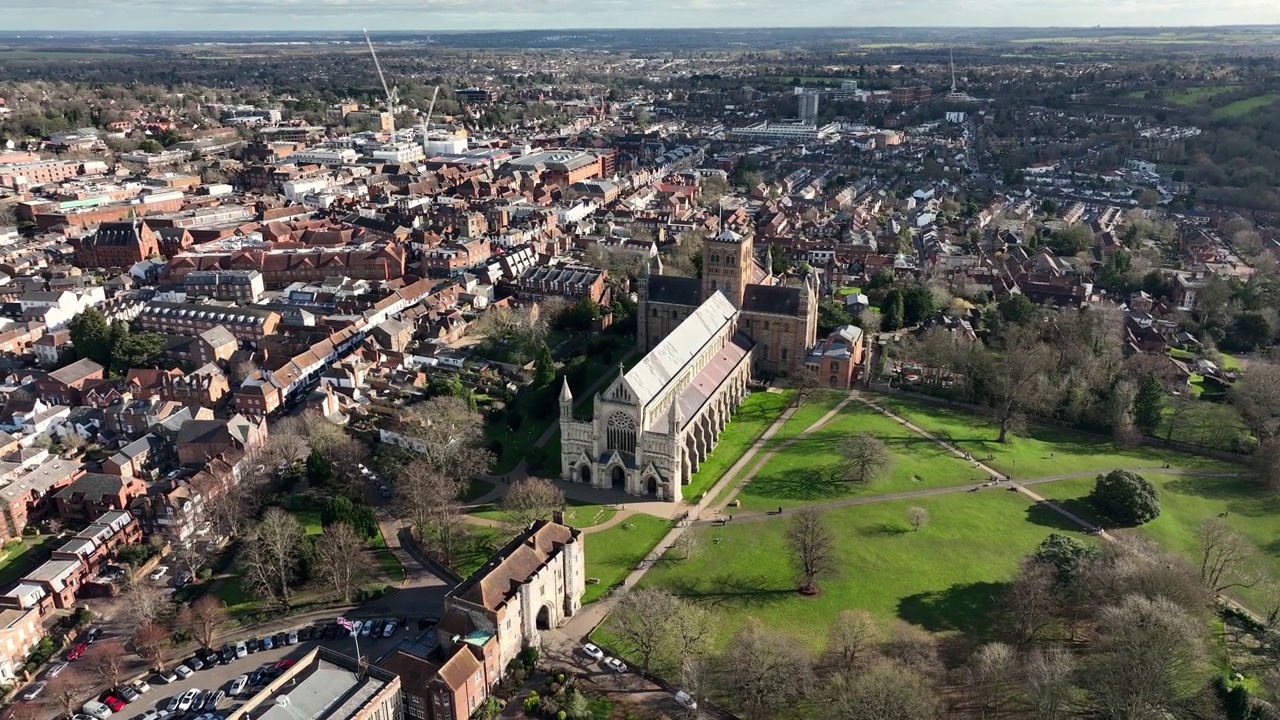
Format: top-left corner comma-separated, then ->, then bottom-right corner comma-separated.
558,227 -> 819,502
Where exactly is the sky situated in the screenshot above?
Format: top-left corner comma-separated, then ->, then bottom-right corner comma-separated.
5,0 -> 1280,32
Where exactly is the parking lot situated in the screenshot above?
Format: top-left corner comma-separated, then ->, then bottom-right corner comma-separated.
113,618 -> 416,720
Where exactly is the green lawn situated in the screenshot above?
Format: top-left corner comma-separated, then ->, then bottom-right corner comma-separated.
680,390 -> 794,502
291,509 -> 324,536
734,402 -> 988,511
212,574 -> 259,614
763,390 -> 846,448
368,530 -> 404,581
1211,93 -> 1280,119
454,526 -> 504,579
583,514 -> 673,604
632,490 -> 1091,650
1031,472 -> 1278,614
877,395 -> 1237,479
470,498 -> 618,529
1126,85 -> 1242,105
0,535 -> 55,588
463,479 -> 495,502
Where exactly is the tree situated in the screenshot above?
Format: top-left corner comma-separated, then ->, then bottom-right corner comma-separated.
966,642 -> 1016,718
321,496 -> 377,540
901,284 -> 937,326
130,620 -> 171,671
305,448 -> 333,487
1032,533 -> 1098,585
1086,595 -> 1209,719
785,508 -> 836,595
836,432 -> 893,483
1132,373 -> 1164,432
1226,311 -> 1273,351
533,342 -> 556,388
119,577 -> 171,627
397,461 -> 466,568
1024,646 -> 1080,720
68,308 -> 111,367
998,294 -> 1036,325
1196,517 -> 1262,594
718,618 -> 814,720
316,521 -> 369,603
905,505 -> 930,532
881,289 -> 905,331
1231,363 -> 1280,441
609,587 -> 675,673
396,396 -> 495,479
179,595 -> 229,650
1001,560 -> 1061,647
46,667 -> 93,719
821,609 -> 882,673
86,639 -> 128,689
1251,436 -> 1280,494
1089,469 -> 1160,526
499,477 -> 565,530
827,659 -> 939,720
972,325 -> 1055,443
818,298 -> 852,336
240,508 -> 307,608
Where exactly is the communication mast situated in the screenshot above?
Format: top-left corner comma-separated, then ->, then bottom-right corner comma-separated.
363,28 -> 399,135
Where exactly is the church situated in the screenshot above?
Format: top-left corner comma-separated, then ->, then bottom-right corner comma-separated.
558,227 -> 819,502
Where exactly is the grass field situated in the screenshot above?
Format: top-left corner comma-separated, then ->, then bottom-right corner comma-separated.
633,490 -> 1090,649
0,535 -> 55,589
681,390 -> 794,502
1211,93 -> 1280,119
734,402 -> 988,511
470,498 -> 618,529
368,530 -> 404,581
583,514 -> 673,604
455,526 -> 504,579
1031,471 -> 1277,613
0,48 -> 140,60
1127,86 -> 1242,105
763,391 -> 846,448
876,395 -> 1237,479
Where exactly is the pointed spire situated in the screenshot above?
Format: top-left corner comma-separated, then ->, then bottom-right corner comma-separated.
559,376 -> 573,404
650,253 -> 664,276
765,244 -> 774,280
669,397 -> 683,431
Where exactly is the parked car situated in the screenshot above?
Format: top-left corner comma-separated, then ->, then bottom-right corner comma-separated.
102,696 -> 126,712
235,641 -> 247,659
73,714 -> 97,720
209,691 -> 226,709
187,656 -> 205,671
273,632 -> 287,647
175,572 -> 193,587
382,621 -> 397,637
323,624 -> 338,640
379,485 -> 392,499
132,679 -> 151,694
298,626 -> 312,642
193,691 -> 210,711
22,681 -> 48,701
218,645 -> 234,664
173,664 -> 194,680
81,700 -> 113,720
286,629 -> 298,645
114,685 -> 139,703
148,566 -> 169,581
165,697 -> 182,714
673,691 -> 697,710
581,643 -> 604,661
155,669 -> 178,684
85,627 -> 102,643
177,689 -> 200,712
46,661 -> 69,679
140,712 -> 160,720
603,657 -> 627,673
66,642 -> 88,660
274,659 -> 295,671
359,621 -> 372,637
245,637 -> 261,653
229,675 -> 248,697
248,668 -> 265,686
261,636 -> 274,651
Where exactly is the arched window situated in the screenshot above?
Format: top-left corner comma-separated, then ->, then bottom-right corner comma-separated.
606,412 -> 637,456
711,253 -> 721,264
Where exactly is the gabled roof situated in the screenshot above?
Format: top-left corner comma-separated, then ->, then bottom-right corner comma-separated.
47,358 -> 105,386
621,291 -> 737,406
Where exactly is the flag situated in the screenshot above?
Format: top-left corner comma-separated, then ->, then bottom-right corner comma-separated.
337,617 -> 355,631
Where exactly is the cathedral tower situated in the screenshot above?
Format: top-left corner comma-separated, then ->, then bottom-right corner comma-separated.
701,228 -> 754,308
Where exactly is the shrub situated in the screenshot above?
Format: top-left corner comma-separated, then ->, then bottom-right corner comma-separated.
518,646 -> 539,670
1089,469 -> 1161,526
523,691 -> 540,714
21,525 -> 38,537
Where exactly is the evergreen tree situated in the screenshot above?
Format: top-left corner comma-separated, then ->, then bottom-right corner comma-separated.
533,343 -> 556,388
1132,374 -> 1164,431
68,308 -> 112,367
881,290 -> 905,331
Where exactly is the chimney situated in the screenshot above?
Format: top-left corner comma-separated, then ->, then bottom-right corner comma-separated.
552,509 -> 565,526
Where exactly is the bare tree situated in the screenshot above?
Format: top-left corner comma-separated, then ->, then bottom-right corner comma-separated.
397,461 -> 466,567
7,700 -> 45,720
826,659 -> 940,720
880,620 -> 944,681
1023,646 -> 1079,720
86,639 -> 128,690
718,618 -> 814,720
666,601 -> 717,674
1000,560 -> 1061,647
1231,363 -> 1280,441
906,505 -> 930,532
166,535 -> 205,578
967,642 -> 1017,718
119,577 -> 171,626
45,667 -> 92,719
499,477 -> 566,530
130,621 -> 171,671
240,508 -> 307,608
789,370 -> 822,408
397,396 -> 495,479
671,531 -> 703,561
1197,517 -> 1263,594
836,432 -> 893,483
179,595 -> 229,650
821,609 -> 882,673
973,325 -> 1056,443
1086,594 -> 1209,718
315,521 -> 369,603
785,508 -> 836,595
1251,436 -> 1280,494
609,587 -> 674,673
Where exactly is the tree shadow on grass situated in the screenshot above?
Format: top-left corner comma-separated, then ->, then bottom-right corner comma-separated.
666,572 -> 795,609
1164,477 -> 1280,518
858,523 -> 910,537
1025,498 -> 1103,531
1260,537 -> 1280,559
897,581 -> 1007,635
743,467 -> 851,503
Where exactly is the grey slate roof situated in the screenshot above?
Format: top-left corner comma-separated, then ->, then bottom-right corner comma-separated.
646,276 -> 702,307
622,291 -> 737,407
742,285 -> 802,316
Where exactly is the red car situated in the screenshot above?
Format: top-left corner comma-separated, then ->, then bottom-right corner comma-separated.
273,659 -> 295,670
102,696 -> 126,712
66,643 -> 87,661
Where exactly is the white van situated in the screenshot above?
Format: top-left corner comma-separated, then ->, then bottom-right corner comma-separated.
82,700 -> 114,720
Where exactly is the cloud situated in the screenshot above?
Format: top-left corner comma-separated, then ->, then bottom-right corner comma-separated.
6,0 -> 1280,30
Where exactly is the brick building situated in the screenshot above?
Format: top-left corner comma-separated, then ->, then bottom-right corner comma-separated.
73,220 -> 162,269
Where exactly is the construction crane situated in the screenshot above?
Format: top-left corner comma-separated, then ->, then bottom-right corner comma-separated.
418,86 -> 440,153
362,28 -> 398,135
